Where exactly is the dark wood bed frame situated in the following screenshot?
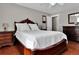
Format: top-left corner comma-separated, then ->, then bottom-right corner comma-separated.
14,18 -> 68,55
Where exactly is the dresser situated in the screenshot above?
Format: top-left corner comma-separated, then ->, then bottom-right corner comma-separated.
63,26 -> 79,41
0,31 -> 14,47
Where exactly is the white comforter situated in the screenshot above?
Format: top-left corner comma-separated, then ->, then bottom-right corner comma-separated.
15,30 -> 67,50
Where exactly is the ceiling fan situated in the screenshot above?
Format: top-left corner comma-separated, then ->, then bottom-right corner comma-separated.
40,3 -> 64,8
50,3 -> 64,5
49,3 -> 64,8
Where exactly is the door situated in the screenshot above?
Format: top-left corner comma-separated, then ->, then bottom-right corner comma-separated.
52,16 -> 57,31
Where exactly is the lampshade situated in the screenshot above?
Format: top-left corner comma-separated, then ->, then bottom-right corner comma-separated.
2,22 -> 9,31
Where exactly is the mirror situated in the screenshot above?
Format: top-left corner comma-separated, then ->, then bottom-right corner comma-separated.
42,15 -> 47,30
68,12 -> 79,24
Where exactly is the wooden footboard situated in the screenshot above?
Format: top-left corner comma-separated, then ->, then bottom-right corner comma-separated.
32,39 -> 67,55
15,37 -> 67,55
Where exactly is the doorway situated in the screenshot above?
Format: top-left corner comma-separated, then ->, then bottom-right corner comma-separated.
52,16 -> 58,31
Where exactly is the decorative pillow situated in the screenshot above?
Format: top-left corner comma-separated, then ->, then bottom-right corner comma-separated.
28,24 -> 40,31
16,23 -> 30,31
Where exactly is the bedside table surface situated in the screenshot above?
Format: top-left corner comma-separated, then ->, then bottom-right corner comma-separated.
0,31 -> 14,33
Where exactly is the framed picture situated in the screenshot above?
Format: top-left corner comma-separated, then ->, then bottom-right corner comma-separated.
42,15 -> 47,30
68,12 -> 79,24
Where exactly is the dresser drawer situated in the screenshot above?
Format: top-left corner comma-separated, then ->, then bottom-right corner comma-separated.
0,37 -> 12,40
0,31 -> 14,47
0,34 -> 12,40
0,33 -> 12,37
0,39 -> 12,44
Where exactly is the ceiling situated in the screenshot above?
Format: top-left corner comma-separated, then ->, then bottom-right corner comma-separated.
17,3 -> 79,14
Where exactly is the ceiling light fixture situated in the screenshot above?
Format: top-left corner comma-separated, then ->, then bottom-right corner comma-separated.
49,3 -> 64,8
50,3 -> 56,6
50,3 -> 64,6
48,3 -> 56,8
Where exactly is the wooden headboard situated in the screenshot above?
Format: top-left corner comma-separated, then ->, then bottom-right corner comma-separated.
14,18 -> 35,32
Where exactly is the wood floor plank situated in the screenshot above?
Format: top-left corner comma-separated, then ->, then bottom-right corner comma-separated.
63,41 -> 79,55
0,46 -> 20,55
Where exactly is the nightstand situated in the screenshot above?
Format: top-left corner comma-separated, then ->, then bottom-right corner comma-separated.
0,31 -> 14,47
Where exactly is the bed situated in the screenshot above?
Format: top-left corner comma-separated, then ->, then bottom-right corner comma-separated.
14,18 -> 68,55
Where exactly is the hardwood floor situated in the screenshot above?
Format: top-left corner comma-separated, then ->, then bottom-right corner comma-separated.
63,40 -> 79,55
0,46 -> 20,55
0,40 -> 79,55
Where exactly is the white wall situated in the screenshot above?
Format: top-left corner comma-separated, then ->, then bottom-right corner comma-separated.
51,8 -> 79,32
1,3 -> 78,32
0,3 -> 49,31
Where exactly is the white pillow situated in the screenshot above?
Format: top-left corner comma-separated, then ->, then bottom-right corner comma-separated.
28,24 -> 40,31
16,23 -> 30,31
